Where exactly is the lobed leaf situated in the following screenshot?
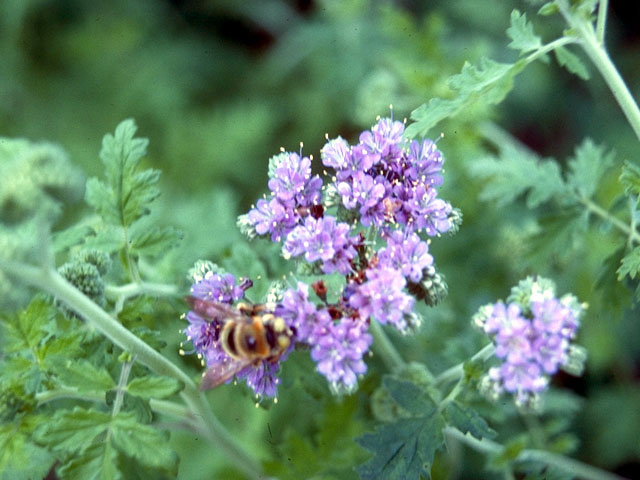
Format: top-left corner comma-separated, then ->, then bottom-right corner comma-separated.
85,119 -> 158,229
470,145 -> 567,208
506,10 -> 542,55
406,58 -> 525,138
58,442 -> 121,480
2,297 -> 55,354
126,375 -> 183,399
33,407 -> 110,454
111,412 -> 178,471
620,161 -> 640,198
357,377 -> 444,480
129,224 -> 183,257
617,247 -> 640,281
566,139 -> 613,199
554,46 -> 590,80
444,402 -> 496,441
55,360 -> 115,392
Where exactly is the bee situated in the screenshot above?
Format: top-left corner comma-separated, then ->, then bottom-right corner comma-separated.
185,296 -> 293,391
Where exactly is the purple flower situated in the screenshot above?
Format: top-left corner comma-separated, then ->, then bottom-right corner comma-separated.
406,139 -> 444,187
283,215 -> 357,274
277,282 -> 327,343
321,137 -> 352,170
183,310 -> 220,354
191,272 -> 245,304
478,285 -> 584,405
247,197 -> 298,242
359,118 -> 405,161
349,266 -> 415,332
310,317 -> 372,393
378,230 -> 433,283
403,185 -> 452,236
237,358 -> 285,398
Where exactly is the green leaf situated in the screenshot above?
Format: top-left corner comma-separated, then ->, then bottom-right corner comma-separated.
382,376 -> 437,416
357,377 -> 444,480
56,360 -> 115,392
129,224 -> 182,257
34,407 -> 110,454
470,145 -> 567,208
357,416 -> 445,480
538,2 -> 559,16
566,139 -> 613,199
127,375 -> 183,399
554,46 -> 590,80
84,225 -> 125,252
85,119 -> 159,228
444,402 -> 496,440
2,297 -> 55,354
506,10 -> 542,55
406,58 -> 525,137
620,161 -> 640,197
52,224 -> 94,253
0,423 -> 53,480
111,412 -> 178,471
617,246 -> 640,281
58,442 -> 121,480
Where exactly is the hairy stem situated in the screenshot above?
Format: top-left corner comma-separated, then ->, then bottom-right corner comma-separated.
558,0 -> 640,142
435,343 -> 495,386
369,320 -> 406,371
445,427 -> 627,480
0,259 -> 263,480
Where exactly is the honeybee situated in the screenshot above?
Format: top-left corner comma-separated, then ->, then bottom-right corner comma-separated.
185,296 -> 293,391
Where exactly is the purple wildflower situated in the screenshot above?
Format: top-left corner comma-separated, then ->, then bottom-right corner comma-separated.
237,358 -> 286,398
247,197 -> 298,242
406,139 -> 444,187
310,317 -> 372,393
283,215 -> 357,275
191,271 -> 245,303
477,283 -> 584,406
378,230 -> 433,283
403,185 -> 452,236
349,265 -> 415,332
277,282 -> 326,343
268,153 -> 321,206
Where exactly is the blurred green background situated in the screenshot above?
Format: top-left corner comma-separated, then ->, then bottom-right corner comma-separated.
2,0 -> 640,478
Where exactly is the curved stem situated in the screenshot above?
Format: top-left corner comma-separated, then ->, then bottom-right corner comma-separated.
435,343 -> 495,386
595,0 -> 609,44
105,282 -> 178,300
369,321 -> 406,371
558,0 -> 640,142
0,259 -> 263,480
444,427 -> 628,480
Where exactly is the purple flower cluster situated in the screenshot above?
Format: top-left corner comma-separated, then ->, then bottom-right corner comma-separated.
474,278 -> 585,406
321,118 -> 451,234
192,117 -> 459,396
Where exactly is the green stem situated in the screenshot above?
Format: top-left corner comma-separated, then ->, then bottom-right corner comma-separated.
105,282 -> 178,300
369,321 -> 406,371
559,0 -> 640,142
0,259 -> 263,480
595,0 -> 609,44
36,388 -> 192,423
438,376 -> 465,412
435,343 -> 495,386
580,196 -> 640,245
111,357 -> 135,417
444,427 -> 628,480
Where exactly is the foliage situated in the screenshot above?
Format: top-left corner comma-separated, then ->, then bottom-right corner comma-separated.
1,0 -> 639,479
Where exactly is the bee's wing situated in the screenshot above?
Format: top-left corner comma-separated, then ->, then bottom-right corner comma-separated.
185,296 -> 241,322
200,357 -> 252,391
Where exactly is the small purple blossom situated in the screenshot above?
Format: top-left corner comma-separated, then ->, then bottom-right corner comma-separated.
310,317 -> 372,393
191,271 -> 245,304
378,230 -> 433,283
283,215 -> 357,275
477,282 -> 584,406
247,197 -> 297,242
349,265 -> 415,332
236,358 -> 285,398
277,282 -> 326,343
268,153 -> 322,207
